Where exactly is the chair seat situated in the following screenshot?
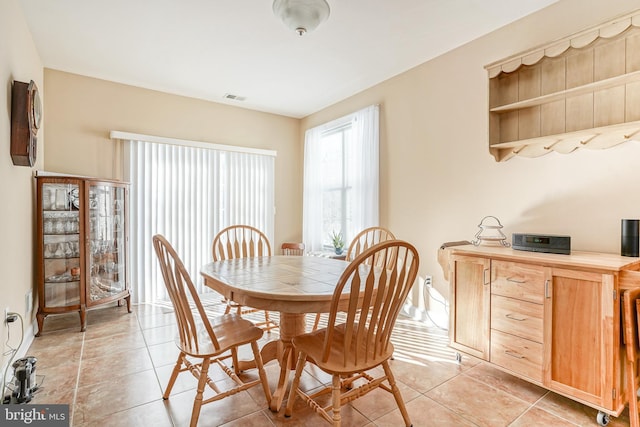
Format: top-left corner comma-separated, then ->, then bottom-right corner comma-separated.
176,313 -> 264,358
293,323 -> 394,374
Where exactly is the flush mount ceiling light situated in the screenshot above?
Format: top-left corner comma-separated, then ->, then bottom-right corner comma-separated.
272,0 -> 330,36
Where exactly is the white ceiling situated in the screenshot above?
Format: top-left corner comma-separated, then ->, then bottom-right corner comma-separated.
18,0 -> 559,118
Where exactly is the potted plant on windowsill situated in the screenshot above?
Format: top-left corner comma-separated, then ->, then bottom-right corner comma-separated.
330,231 -> 345,256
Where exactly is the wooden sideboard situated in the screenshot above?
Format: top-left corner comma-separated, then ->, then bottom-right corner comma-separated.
444,244 -> 640,425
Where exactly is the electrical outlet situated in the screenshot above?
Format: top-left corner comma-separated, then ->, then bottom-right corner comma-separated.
424,275 -> 432,287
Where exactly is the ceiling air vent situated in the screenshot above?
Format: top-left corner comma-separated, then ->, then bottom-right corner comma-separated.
223,93 -> 246,102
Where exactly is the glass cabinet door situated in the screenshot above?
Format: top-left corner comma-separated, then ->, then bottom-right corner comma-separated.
87,183 -> 126,304
41,182 -> 81,308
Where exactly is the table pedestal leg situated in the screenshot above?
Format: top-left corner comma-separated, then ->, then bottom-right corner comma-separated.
270,312 -> 305,412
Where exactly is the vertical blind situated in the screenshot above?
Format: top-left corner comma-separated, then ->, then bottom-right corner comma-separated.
123,138 -> 275,304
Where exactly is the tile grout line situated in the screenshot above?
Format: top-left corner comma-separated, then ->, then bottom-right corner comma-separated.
75,308 -> 177,425
135,308 -> 179,427
457,367 -> 581,427
514,390 -> 582,427
136,308 -> 177,395
419,393 -> 483,427
450,366 -> 546,426
421,368 -> 486,426
69,329 -> 85,427
506,390 -> 551,426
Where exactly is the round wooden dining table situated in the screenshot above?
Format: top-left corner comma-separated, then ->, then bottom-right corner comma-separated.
200,255 -> 350,412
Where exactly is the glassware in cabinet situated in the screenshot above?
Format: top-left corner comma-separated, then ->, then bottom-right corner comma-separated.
87,183 -> 127,305
42,233 -> 81,307
40,182 -> 81,309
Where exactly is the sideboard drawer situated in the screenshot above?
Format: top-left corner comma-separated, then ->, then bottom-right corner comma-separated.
491,294 -> 543,343
491,329 -> 543,382
492,261 -> 545,304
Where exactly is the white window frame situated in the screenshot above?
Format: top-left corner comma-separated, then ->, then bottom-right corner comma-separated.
302,105 -> 380,253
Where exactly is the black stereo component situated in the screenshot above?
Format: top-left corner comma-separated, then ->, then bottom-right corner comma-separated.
512,233 -> 571,255
621,219 -> 639,257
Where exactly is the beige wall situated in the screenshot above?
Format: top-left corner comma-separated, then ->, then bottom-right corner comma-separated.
6,0 -> 640,354
43,69 -> 303,247
301,0 -> 640,322
0,0 -> 44,379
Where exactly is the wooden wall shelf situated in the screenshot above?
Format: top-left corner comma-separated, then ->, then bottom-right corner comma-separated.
486,10 -> 640,161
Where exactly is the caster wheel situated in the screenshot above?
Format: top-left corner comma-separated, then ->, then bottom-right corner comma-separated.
596,411 -> 610,426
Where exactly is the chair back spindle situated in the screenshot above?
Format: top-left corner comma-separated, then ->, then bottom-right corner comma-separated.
153,235 -> 219,354
211,225 -> 277,331
213,225 -> 271,261
313,228 -> 396,332
324,241 -> 417,367
282,242 -> 305,256
346,226 -> 396,267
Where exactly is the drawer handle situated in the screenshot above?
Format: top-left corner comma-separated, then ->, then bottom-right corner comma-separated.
504,350 -> 525,359
505,313 -> 527,321
545,279 -> 550,299
506,276 -> 526,284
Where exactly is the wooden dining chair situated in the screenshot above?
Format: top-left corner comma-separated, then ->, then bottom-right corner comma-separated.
285,239 -> 419,427
623,287 -> 640,427
282,242 -> 305,256
152,235 -> 272,427
345,226 -> 396,262
212,225 -> 278,331
312,226 -> 397,331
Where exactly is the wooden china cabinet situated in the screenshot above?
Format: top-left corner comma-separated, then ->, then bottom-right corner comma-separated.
35,173 -> 131,335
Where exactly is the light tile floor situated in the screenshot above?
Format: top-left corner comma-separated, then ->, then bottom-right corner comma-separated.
20,296 -> 632,426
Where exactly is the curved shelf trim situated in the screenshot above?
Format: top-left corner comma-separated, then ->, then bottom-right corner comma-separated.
490,120 -> 640,161
486,11 -> 640,78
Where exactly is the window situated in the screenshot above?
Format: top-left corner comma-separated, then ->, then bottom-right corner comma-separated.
303,105 -> 379,252
320,124 -> 352,247
121,134 -> 275,303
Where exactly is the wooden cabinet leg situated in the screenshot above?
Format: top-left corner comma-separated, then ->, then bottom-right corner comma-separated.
79,307 -> 86,332
35,312 -> 46,337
